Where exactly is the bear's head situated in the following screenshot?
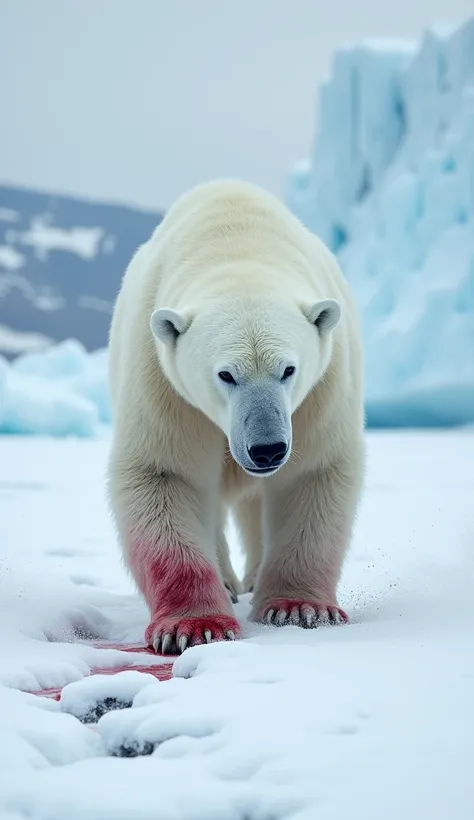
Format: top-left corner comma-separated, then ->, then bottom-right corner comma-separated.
150,296 -> 341,476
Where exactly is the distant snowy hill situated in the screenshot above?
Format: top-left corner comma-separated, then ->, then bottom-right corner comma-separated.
0,186 -> 162,357
287,17 -> 474,427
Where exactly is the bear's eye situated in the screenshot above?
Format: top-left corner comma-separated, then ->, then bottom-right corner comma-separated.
282,366 -> 296,380
218,371 -> 236,385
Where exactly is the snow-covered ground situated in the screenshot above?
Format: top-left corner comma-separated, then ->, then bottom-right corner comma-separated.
0,430 -> 473,819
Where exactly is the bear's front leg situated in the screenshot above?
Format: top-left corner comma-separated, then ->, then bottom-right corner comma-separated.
250,454 -> 363,628
110,463 -> 240,654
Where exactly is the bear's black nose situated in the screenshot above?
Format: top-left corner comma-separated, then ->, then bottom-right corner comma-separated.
248,441 -> 288,470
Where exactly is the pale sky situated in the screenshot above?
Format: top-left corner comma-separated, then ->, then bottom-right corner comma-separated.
1,0 -> 472,212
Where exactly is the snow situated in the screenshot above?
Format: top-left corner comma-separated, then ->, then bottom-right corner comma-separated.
0,687 -> 104,769
0,324 -> 53,355
0,207 -> 20,223
61,671 -> 161,723
0,430 -> 473,818
77,295 -> 112,314
0,271 -> 65,311
286,17 -> 474,428
0,245 -> 24,270
0,340 -> 111,435
17,216 -> 104,261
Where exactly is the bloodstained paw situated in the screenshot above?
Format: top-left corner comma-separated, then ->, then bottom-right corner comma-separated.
256,598 -> 349,629
145,614 -> 241,655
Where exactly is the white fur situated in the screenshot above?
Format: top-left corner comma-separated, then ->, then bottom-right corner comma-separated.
107,179 -> 365,632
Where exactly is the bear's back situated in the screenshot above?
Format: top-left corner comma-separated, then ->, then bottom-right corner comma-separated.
150,180 -> 351,308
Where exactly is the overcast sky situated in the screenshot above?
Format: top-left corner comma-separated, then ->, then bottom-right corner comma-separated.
1,0 -> 472,212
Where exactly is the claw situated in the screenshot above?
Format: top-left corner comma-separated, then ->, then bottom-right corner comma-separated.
204,629 -> 212,644
225,629 -> 235,640
290,605 -> 300,625
302,606 -> 315,628
225,584 -> 239,604
329,607 -> 346,625
161,633 -> 172,655
317,607 -> 330,625
178,635 -> 188,654
264,609 -> 275,624
275,609 -> 287,626
152,634 -> 162,653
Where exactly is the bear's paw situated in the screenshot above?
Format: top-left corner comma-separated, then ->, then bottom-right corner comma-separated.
145,614 -> 241,655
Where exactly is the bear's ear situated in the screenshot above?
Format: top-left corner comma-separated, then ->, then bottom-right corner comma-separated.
150,308 -> 190,345
304,299 -> 341,334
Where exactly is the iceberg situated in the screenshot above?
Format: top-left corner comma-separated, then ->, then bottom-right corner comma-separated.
0,340 -> 110,437
286,18 -> 474,427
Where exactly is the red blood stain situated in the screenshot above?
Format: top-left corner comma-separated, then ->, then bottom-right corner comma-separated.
31,661 -> 174,701
129,541 -> 241,649
129,541 -> 231,617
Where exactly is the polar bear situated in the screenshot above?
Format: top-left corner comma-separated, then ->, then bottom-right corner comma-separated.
107,179 -> 365,655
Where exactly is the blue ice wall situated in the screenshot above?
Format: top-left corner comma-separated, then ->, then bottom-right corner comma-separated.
287,20 -> 474,427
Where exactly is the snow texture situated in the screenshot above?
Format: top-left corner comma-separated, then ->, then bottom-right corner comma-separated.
0,339 -> 110,436
286,18 -> 474,427
61,671 -> 161,723
19,217 -> 105,261
0,431 -> 473,818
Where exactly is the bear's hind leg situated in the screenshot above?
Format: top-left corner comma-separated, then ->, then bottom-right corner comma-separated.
217,508 -> 242,604
232,496 -> 263,593
108,459 -> 241,654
